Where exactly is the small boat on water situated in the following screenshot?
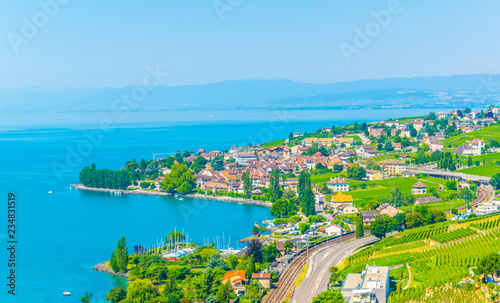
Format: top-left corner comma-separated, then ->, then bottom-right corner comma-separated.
48,191 -> 53,194
63,291 -> 71,296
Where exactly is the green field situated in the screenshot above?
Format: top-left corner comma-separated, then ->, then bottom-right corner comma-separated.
322,176 -> 454,208
441,124 -> 500,148
259,139 -> 286,148
459,163 -> 500,177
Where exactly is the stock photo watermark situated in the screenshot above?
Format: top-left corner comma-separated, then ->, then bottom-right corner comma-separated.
340,0 -> 405,63
7,0 -> 71,53
475,75 -> 500,100
51,65 -> 169,182
213,0 -> 244,21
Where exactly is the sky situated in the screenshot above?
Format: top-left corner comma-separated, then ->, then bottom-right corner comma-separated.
0,0 -> 499,89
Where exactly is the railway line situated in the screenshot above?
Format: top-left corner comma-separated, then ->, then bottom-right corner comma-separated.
262,232 -> 361,303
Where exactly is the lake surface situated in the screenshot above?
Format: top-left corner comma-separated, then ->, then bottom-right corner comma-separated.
0,108 -> 448,302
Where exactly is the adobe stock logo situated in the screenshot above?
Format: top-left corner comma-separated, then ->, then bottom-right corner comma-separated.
213,0 -> 243,21
7,0 -> 70,53
340,0 -> 405,63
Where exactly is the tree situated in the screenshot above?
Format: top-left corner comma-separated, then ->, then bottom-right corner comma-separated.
312,289 -> 346,303
210,156 -> 225,171
384,141 -> 394,151
269,169 -> 282,202
405,212 -> 423,229
298,171 -> 315,216
347,165 -> 366,180
270,199 -> 298,218
106,286 -> 127,303
299,222 -> 311,234
491,173 -> 500,190
160,163 -> 195,193
355,212 -> 364,238
166,231 -> 185,244
216,281 -> 233,303
262,243 -> 280,263
370,215 -> 393,239
242,169 -> 253,199
468,156 -> 473,167
227,254 -> 239,269
289,132 -> 293,140
191,156 -> 208,173
247,239 -> 263,263
125,279 -> 157,302
283,241 -> 294,254
110,237 -> 128,273
478,252 -> 500,275
389,187 -> 404,207
410,128 -> 418,137
81,291 -> 92,303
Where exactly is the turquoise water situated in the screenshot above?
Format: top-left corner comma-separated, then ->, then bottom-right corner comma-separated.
0,108 -> 445,302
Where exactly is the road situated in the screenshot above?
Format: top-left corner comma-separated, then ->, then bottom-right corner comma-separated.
290,236 -> 379,303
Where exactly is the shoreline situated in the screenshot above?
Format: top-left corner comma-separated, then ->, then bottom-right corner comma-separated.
70,184 -> 271,207
93,261 -> 129,279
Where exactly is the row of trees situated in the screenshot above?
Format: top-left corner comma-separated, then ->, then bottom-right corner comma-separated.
79,164 -> 131,190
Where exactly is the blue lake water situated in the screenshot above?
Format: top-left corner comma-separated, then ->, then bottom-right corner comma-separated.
0,108 -> 447,302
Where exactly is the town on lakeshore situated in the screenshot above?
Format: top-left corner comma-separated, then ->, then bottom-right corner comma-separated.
73,106 -> 500,303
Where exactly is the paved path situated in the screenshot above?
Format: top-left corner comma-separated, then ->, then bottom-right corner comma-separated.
290,236 -> 379,303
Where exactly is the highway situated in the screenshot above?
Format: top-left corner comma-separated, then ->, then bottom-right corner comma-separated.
290,236 -> 379,303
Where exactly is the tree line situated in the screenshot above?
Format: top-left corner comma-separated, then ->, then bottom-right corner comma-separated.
79,164 -> 131,190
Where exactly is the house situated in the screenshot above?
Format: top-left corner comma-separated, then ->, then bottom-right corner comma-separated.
361,211 -> 380,224
326,177 -> 350,192
356,145 -> 373,157
384,160 -> 406,175
415,196 -> 442,205
235,152 -> 258,165
365,169 -> 382,181
455,143 -> 481,156
252,273 -> 272,288
303,137 -> 354,147
377,203 -> 403,217
412,181 -> 427,195
222,270 -> 248,292
323,224 -> 346,236
458,182 -> 471,190
369,128 -> 387,138
337,203 -> 359,215
436,111 -> 449,119
293,132 -> 303,137
425,136 -> 444,151
341,265 -> 390,303
402,171 -> 417,178
363,149 -> 380,158
331,191 -> 354,213
469,139 -> 485,151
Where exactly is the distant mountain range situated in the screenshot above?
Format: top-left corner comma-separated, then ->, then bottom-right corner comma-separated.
2,74 -> 499,113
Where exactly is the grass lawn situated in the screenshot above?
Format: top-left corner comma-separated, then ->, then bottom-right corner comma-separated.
260,139 -> 286,148
441,124 -> 500,148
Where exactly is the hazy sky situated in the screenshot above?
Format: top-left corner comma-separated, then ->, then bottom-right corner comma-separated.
1,0 -> 499,88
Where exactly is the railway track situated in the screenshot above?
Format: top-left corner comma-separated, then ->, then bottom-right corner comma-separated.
457,187 -> 489,211
262,232 -> 359,303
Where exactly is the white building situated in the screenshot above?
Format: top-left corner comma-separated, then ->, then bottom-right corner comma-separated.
326,177 -> 350,192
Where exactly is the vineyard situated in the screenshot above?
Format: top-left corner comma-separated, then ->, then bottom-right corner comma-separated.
338,213 -> 500,302
385,225 -> 448,246
471,217 -> 500,230
429,228 -> 477,244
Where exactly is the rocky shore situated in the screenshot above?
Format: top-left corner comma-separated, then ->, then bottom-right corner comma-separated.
93,261 -> 129,279
70,184 -> 271,207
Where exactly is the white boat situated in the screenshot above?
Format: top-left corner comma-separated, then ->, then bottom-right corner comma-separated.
63,291 -> 71,296
48,191 -> 53,194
